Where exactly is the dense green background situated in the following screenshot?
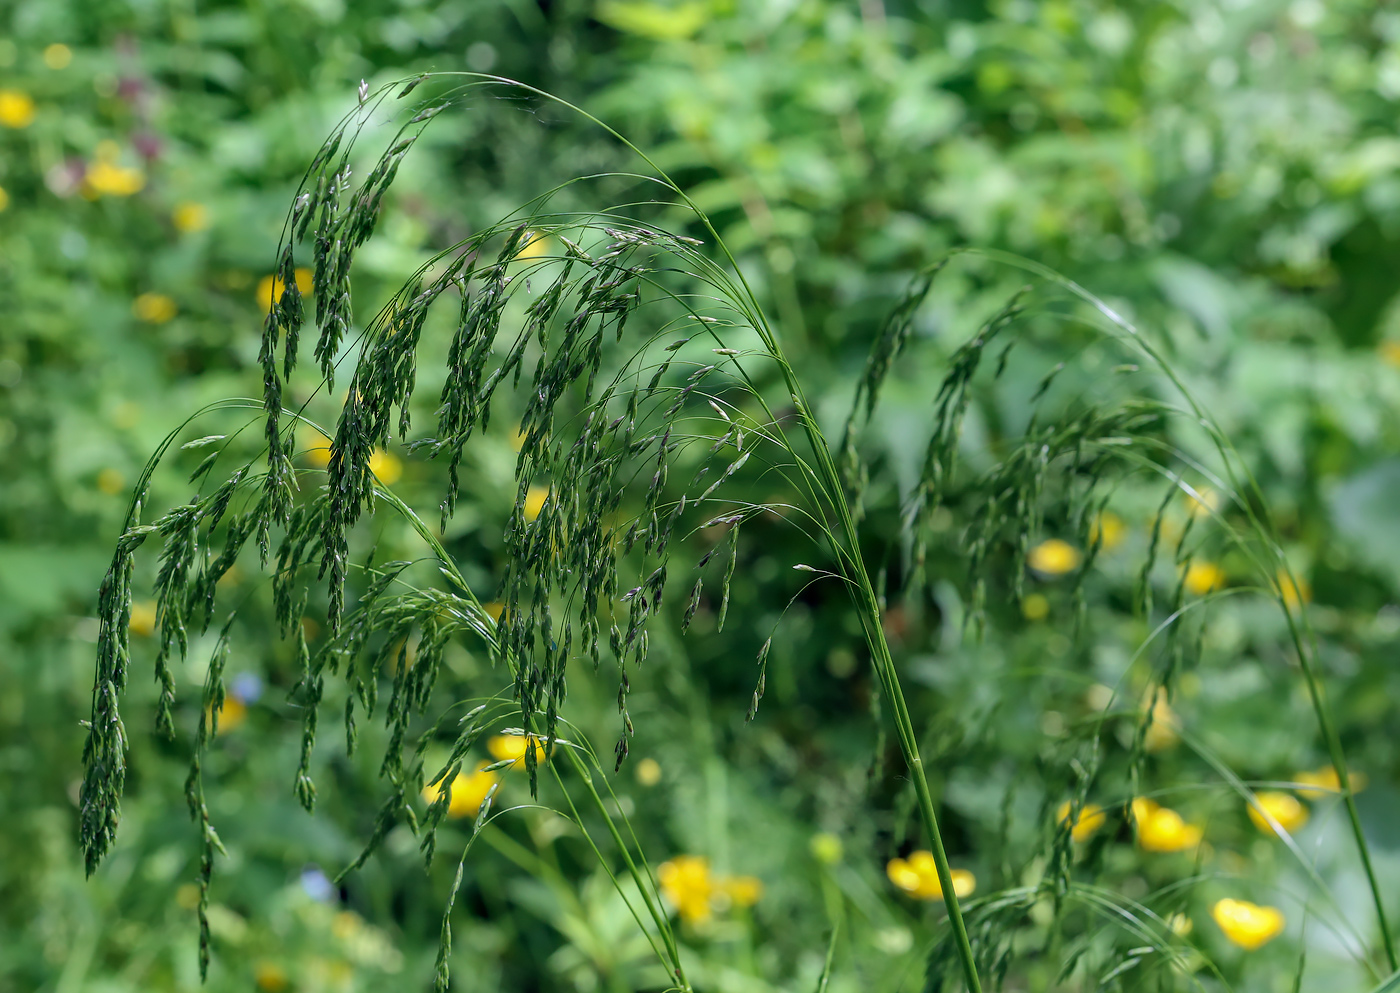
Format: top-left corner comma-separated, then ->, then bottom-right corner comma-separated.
6,1 -> 1400,990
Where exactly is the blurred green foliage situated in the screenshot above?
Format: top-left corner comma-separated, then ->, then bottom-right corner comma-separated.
7,0 -> 1400,990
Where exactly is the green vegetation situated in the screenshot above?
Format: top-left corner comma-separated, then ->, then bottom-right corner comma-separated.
6,3 -> 1400,992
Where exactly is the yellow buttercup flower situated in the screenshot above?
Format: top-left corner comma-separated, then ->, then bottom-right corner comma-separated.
368,449 -> 402,485
524,485 -> 549,522
515,230 -> 553,260
253,961 -> 289,992
0,185 -> 9,212
1187,486 -> 1221,518
128,599 -> 158,637
886,851 -> 976,900
1131,798 -> 1202,853
0,90 -> 36,128
1293,765 -> 1366,800
1277,569 -> 1310,610
1142,687 -> 1180,753
1090,511 -> 1127,551
207,694 -> 247,734
1028,538 -> 1081,576
423,764 -> 499,820
132,292 -> 177,323
1247,791 -> 1308,836
486,733 -> 546,769
302,429 -> 333,468
658,855 -> 715,924
1021,593 -> 1049,621
1212,898 -> 1285,950
1057,801 -> 1106,842
718,875 -> 763,908
1381,341 -> 1400,369
172,201 -> 210,233
84,143 -> 145,197
255,268 -> 313,310
1183,560 -> 1225,595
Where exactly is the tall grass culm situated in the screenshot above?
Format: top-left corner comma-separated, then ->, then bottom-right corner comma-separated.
80,75 -> 1398,991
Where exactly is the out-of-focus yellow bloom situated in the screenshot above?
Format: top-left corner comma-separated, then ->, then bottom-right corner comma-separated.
1028,539 -> 1080,576
84,143 -> 145,197
483,601 -> 506,621
515,231 -> 553,259
0,186 -> 9,212
524,485 -> 549,522
635,757 -> 662,786
44,44 -> 72,69
1247,791 -> 1308,836
1143,687 -> 1180,753
331,910 -> 362,940
97,467 -> 125,495
253,961 -> 289,992
129,599 -> 158,637
132,292 -> 177,323
368,449 -> 402,485
1381,341 -> 1400,369
719,875 -> 763,908
1212,898 -> 1285,950
1057,801 -> 1106,842
256,268 -> 313,310
423,764 -> 499,820
173,201 -> 210,233
1090,511 -> 1127,550
810,832 -> 843,865
487,733 -> 545,769
302,429 -> 333,468
207,695 -> 247,734
1187,486 -> 1221,518
0,90 -> 36,128
1131,798 -> 1202,853
1021,593 -> 1049,621
1278,569 -> 1310,610
1293,765 -> 1366,800
510,424 -> 529,451
659,855 -> 715,924
886,851 -> 976,900
1183,560 -> 1225,595
1166,912 -> 1193,937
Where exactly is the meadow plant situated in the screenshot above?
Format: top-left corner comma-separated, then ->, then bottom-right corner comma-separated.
81,75 -> 1397,990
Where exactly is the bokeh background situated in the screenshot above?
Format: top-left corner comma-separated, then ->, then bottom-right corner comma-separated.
6,0 -> 1400,990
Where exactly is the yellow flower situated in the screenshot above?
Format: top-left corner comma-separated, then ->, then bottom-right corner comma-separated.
486,733 -> 546,769
0,90 -> 36,128
1247,791 -> 1308,836
886,851 -> 976,900
1057,801 -> 1106,842
1143,687 -> 1180,753
1278,569 -> 1310,610
718,875 -> 763,908
1090,511 -> 1127,550
524,485 -> 549,522
302,429 -> 333,467
423,764 -> 499,820
1212,898 -> 1285,950
0,185 -> 9,212
44,44 -> 72,70
515,231 -> 553,260
1293,765 -> 1366,800
658,855 -> 714,924
810,832 -> 843,865
97,467 -> 126,495
1381,341 -> 1400,369
1166,912 -> 1193,937
129,599 -> 158,637
1131,797 -> 1202,853
84,145 -> 146,197
1028,538 -> 1081,576
173,201 -> 210,233
368,449 -> 402,485
1183,560 -> 1225,595
1187,486 -> 1221,518
483,601 -> 506,621
207,695 -> 247,734
132,292 -> 177,323
253,961 -> 289,992
635,757 -> 662,787
255,267 -> 313,310
1021,593 -> 1049,621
